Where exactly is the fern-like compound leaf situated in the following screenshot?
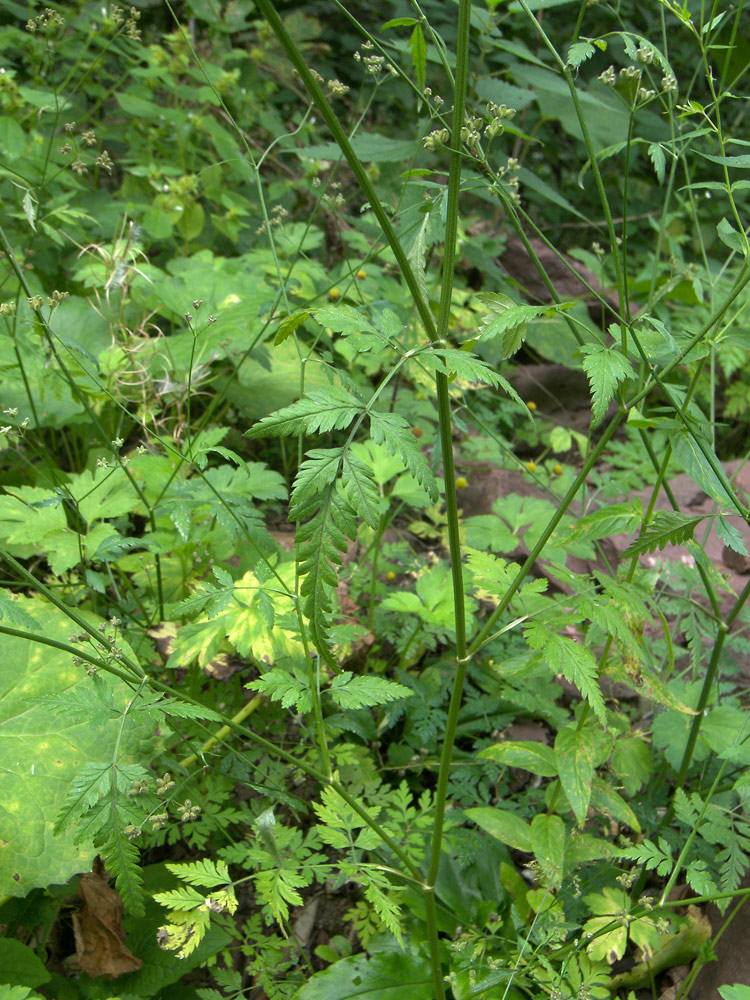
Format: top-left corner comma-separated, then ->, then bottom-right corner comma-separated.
579,343 -> 633,426
369,410 -> 438,501
622,511 -> 705,558
245,385 -> 364,438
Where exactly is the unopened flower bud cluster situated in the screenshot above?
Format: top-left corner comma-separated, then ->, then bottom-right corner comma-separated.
598,62 -> 677,101
256,202 -> 289,235
352,39 -> 398,79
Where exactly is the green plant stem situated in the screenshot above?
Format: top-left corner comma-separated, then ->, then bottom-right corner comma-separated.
468,413 -> 623,655
516,0 -> 627,342
179,693 -> 263,770
673,575 -> 750,789
251,0 -> 437,341
660,760 -> 728,906
421,1 -> 472,994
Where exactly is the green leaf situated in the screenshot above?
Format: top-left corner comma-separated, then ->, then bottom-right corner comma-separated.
479,740 -> 557,777
313,305 -> 378,336
476,293 -> 555,357
297,951 -> 432,999
274,310 -> 310,345
621,510 -> 705,557
341,454 -> 381,530
21,189 -> 37,232
717,217 -> 747,254
611,735 -> 652,796
524,622 -> 606,724
245,385 -> 363,437
619,836 -> 673,875
716,515 -> 748,556
530,813 -> 565,886
409,24 -> 426,91
555,724 -> 602,826
294,484 -> 358,645
328,673 -> 412,709
590,776 -> 641,832
368,410 -> 438,501
103,824 -> 145,916
407,209 -> 430,305
0,591 -> 41,629
579,343 -> 632,426
381,17 -> 418,28
466,805 -> 533,852
246,666 -> 312,713
701,153 -> 750,168
561,500 -> 644,545
0,597 -> 152,902
672,430 -> 738,508
719,986 -> 750,1000
648,143 -> 667,184
166,858 -> 231,888
0,940 -> 51,990
566,40 -> 595,68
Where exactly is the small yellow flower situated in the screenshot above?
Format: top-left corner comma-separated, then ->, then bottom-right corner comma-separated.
553,464 -> 563,476
525,461 -> 536,473
527,401 -> 537,412
357,268 -> 367,280
386,571 -> 396,581
328,287 -> 341,301
411,426 -> 424,439
455,476 -> 468,489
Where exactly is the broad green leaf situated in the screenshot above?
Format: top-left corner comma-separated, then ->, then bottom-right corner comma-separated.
590,776 -> 641,832
479,740 -> 557,777
564,833 -> 619,869
0,940 -> 51,990
465,806 -> 533,852
297,951 -> 432,999
672,431 -> 737,508
530,814 -> 565,886
555,724 -> 607,826
0,596 -> 150,900
582,888 -> 630,962
313,304 -> 378,335
719,987 -> 750,1000
296,134 -> 417,164
579,343 -> 632,426
611,735 -> 652,796
717,217 -> 747,254
0,116 -> 26,160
